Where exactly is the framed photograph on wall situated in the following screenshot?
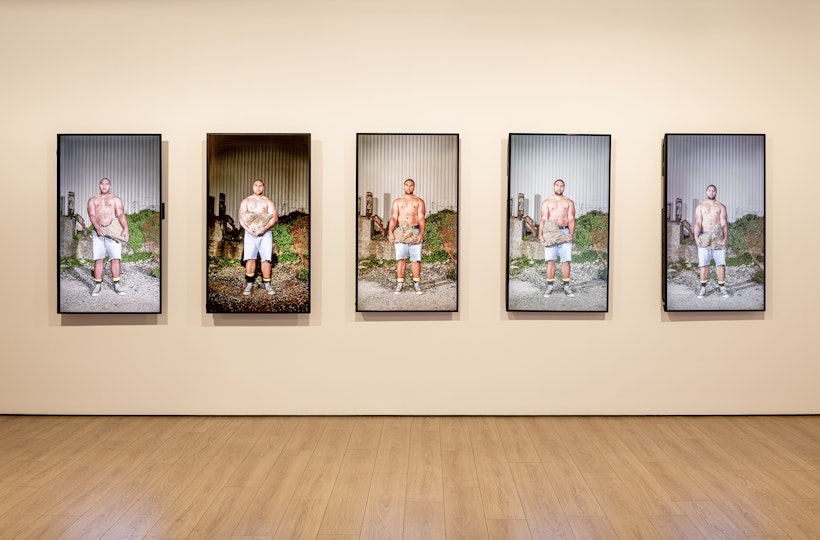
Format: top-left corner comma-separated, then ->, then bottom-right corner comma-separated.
662,133 -> 765,312
356,133 -> 459,312
57,134 -> 162,314
506,133 -> 611,312
206,133 -> 311,314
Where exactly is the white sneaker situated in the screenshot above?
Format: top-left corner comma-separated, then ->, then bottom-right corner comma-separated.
697,285 -> 706,298
91,282 -> 102,296
719,285 -> 729,297
265,282 -> 274,295
243,282 -> 253,296
543,284 -> 553,297
413,281 -> 422,294
563,283 -> 575,297
394,282 -> 404,294
113,282 -> 126,296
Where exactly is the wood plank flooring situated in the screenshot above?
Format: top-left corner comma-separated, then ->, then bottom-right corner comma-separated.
0,415 -> 818,539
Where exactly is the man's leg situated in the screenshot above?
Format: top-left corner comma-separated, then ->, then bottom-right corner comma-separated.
244,259 -> 256,295
561,261 -> 574,297
395,258 -> 407,293
698,265 -> 709,297
261,261 -> 274,295
411,261 -> 422,294
111,259 -> 125,295
92,259 -> 104,296
544,260 -> 556,296
546,260 -> 556,281
716,264 -> 728,297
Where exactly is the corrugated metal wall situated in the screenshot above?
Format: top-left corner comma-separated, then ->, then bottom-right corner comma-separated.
58,135 -> 161,219
357,134 -> 459,219
665,134 -> 765,223
508,134 -> 611,221
207,134 -> 310,219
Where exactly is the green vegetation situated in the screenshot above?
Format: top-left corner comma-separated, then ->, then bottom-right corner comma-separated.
270,217 -> 309,265
126,209 -> 160,256
727,214 -> 764,262
358,255 -> 389,271
59,254 -> 90,274
507,255 -> 540,277
209,253 -> 241,268
573,211 -> 608,252
122,252 -> 153,263
270,224 -> 296,263
668,258 -> 699,272
570,250 -> 603,264
422,209 -> 457,264
423,210 -> 455,251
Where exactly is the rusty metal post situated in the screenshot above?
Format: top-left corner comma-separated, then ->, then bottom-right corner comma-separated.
517,193 -> 524,218
219,193 -> 226,218
675,198 -> 682,222
366,192 -> 373,218
67,192 -> 75,217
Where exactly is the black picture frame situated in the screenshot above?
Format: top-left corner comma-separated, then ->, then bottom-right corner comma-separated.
662,133 -> 766,312
57,134 -> 162,314
356,133 -> 459,312
506,133 -> 611,312
206,133 -> 311,314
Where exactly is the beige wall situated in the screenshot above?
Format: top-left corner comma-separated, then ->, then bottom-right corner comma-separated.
1,0 -> 818,414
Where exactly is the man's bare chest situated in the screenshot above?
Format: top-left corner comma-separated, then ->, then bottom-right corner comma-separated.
93,197 -> 116,212
245,198 -> 269,212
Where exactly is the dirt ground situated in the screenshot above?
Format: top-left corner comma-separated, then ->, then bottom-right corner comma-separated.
507,261 -> 608,312
665,265 -> 765,311
356,261 -> 457,312
59,261 -> 160,313
207,263 -> 309,313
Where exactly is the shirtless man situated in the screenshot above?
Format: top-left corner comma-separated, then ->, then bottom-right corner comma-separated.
693,184 -> 729,298
87,178 -> 129,297
539,179 -> 576,297
388,178 -> 426,294
238,179 -> 278,296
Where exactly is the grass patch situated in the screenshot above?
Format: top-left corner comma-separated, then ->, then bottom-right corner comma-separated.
122,252 -> 154,263
59,254 -> 91,274
126,209 -> 159,254
508,256 -> 541,277
209,254 -> 241,268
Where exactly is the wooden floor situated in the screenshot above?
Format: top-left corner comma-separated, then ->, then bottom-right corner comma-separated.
0,416 -> 819,539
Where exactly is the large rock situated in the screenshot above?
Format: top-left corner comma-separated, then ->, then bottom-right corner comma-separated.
541,220 -> 570,247
699,225 -> 725,249
243,212 -> 274,231
393,222 -> 420,244
103,219 -> 127,242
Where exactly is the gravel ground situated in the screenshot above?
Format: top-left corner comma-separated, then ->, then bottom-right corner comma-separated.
207,263 -> 309,313
665,265 -> 765,311
507,261 -> 608,312
59,261 -> 161,313
357,261 -> 457,312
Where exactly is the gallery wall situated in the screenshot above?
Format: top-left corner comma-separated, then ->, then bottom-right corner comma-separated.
1,0 -> 818,414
